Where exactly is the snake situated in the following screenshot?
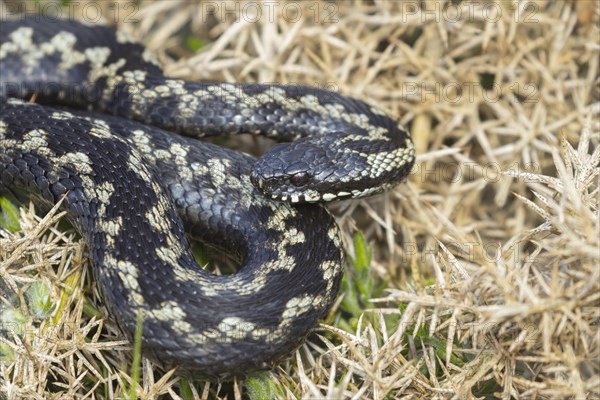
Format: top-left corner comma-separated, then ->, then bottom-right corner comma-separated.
0,17 -> 415,377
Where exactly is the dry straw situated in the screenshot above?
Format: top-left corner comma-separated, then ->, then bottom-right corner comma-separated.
0,1 -> 598,399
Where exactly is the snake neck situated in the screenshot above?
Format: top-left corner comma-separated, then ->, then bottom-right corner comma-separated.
100,74 -> 407,143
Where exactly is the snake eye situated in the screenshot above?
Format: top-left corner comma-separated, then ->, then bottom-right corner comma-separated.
289,172 -> 310,187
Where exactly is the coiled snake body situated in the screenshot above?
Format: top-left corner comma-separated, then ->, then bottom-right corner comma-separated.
0,17 -> 415,376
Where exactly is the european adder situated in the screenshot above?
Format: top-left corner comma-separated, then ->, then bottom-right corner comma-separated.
0,17 -> 415,377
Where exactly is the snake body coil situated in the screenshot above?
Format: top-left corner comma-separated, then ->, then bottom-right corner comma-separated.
0,17 -> 415,376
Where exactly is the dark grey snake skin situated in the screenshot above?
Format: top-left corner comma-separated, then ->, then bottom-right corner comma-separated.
0,17 -> 415,377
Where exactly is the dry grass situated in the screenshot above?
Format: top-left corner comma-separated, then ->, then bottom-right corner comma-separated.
1,1 -> 599,399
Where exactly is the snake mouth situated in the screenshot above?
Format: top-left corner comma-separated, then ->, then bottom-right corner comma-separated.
268,191 -> 319,203
255,169 -> 386,203
268,189 -> 354,203
253,168 -> 355,203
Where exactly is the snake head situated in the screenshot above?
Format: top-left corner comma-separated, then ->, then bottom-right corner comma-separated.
251,136 -> 362,203
251,133 -> 416,203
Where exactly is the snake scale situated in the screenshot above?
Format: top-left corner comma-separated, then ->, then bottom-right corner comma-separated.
0,17 -> 415,377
